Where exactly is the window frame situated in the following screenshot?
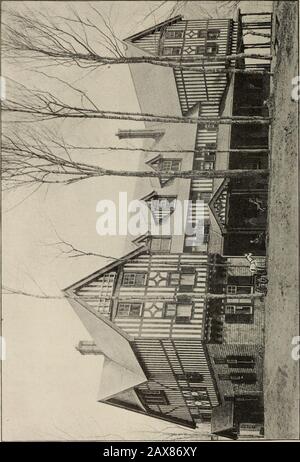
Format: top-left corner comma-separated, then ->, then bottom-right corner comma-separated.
163,302 -> 194,323
165,30 -> 184,39
207,29 -> 220,40
149,237 -> 172,253
116,302 -> 143,318
137,389 -> 169,406
159,159 -> 182,173
122,272 -> 147,287
162,46 -> 181,56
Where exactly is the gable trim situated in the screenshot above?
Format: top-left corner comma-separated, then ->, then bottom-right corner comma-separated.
124,15 -> 183,43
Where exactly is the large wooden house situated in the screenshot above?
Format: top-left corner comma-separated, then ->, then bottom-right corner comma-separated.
64,11 -> 271,431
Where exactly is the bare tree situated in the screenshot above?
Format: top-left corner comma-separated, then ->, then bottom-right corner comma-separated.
2,79 -> 270,126
2,5 -> 272,74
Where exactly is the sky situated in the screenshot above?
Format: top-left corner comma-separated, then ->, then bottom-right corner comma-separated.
1,0 -> 273,441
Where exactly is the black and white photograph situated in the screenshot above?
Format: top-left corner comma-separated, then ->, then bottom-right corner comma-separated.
0,0 -> 299,444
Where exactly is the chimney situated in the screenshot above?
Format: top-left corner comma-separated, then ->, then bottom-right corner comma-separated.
116,129 -> 164,140
76,340 -> 103,355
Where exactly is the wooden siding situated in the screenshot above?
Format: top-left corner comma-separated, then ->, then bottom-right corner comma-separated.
133,338 -> 219,425
114,253 -> 209,338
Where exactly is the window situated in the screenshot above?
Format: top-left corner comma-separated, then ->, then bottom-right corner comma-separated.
179,273 -> 196,291
138,389 -> 169,406
227,355 -> 255,369
122,273 -> 146,287
177,303 -> 193,323
150,237 -> 172,252
194,160 -> 215,170
164,303 -> 193,323
117,302 -> 142,317
162,46 -> 181,55
165,30 -> 183,39
225,305 -> 253,324
168,272 -> 180,286
159,159 -> 181,172
206,43 -> 219,55
195,45 -> 206,55
231,373 -> 257,384
195,192 -> 211,203
195,44 -> 218,55
176,372 -> 204,383
151,196 -> 176,211
207,29 -> 220,40
164,303 -> 177,318
225,305 -> 253,315
227,285 -> 252,294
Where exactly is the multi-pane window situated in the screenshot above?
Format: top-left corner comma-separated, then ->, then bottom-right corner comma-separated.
117,302 -> 142,317
162,46 -> 181,55
225,305 -> 254,324
194,192 -> 211,203
150,237 -> 172,252
164,303 -> 193,323
122,273 -> 146,287
227,285 -> 252,294
138,389 -> 169,406
165,30 -> 183,39
159,159 -> 181,172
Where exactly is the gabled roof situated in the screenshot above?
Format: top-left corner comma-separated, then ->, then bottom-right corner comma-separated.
66,297 -> 147,400
124,15 -> 183,42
